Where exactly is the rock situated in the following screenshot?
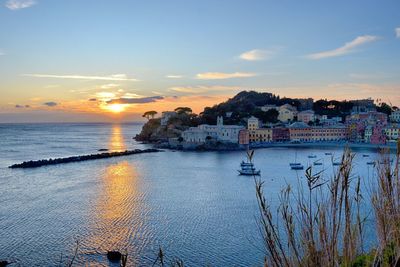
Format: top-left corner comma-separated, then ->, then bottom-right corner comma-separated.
107,251 -> 122,262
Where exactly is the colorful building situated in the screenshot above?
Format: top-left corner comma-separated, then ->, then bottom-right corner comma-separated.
297,110 -> 315,124
272,127 -> 290,142
289,122 -> 346,142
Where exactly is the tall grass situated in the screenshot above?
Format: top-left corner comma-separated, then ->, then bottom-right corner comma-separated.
254,141 -> 400,266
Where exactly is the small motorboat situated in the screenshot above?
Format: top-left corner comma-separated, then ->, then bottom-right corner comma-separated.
308,155 -> 317,159
241,161 -> 254,167
313,161 -> 323,166
332,161 -> 341,166
325,152 -> 332,156
289,162 -> 302,167
367,161 -> 376,166
362,154 -> 370,157
291,164 -> 304,170
238,168 -> 261,176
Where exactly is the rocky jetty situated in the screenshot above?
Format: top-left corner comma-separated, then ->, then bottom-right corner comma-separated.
9,148 -> 161,169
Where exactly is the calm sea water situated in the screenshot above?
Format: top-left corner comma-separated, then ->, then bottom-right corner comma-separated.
0,123 -> 391,266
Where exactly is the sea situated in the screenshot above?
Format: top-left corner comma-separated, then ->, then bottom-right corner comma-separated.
0,123 -> 394,266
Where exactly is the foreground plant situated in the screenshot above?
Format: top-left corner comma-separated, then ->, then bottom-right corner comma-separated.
255,142 -> 400,267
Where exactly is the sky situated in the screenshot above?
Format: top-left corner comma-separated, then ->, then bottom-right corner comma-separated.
0,0 -> 399,122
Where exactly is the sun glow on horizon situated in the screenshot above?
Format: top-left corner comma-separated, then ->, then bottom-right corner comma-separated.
105,103 -> 126,113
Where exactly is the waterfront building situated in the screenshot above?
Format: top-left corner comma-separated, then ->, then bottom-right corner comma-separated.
249,128 -> 273,143
272,127 -> 290,142
278,104 -> 297,122
297,110 -> 315,124
384,124 -> 399,142
390,110 -> 400,123
289,122 -> 346,142
182,116 -> 244,144
161,111 -> 177,126
239,129 -> 250,145
247,116 -> 260,130
346,111 -> 387,124
370,122 -> 386,145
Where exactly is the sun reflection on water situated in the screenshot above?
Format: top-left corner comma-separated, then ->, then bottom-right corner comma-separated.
81,125 -> 146,265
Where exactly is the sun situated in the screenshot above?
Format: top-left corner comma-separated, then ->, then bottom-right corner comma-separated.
106,104 -> 126,113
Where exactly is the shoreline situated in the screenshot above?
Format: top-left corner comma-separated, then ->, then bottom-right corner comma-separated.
250,142 -> 398,151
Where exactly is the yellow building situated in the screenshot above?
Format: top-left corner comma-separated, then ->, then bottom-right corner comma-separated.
249,128 -> 273,143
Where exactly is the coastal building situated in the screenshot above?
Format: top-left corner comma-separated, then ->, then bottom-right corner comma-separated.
239,129 -> 250,145
260,105 -> 278,112
350,99 -> 376,113
249,128 -> 273,143
161,111 -> 177,126
297,110 -> 315,124
278,104 -> 297,122
272,127 -> 290,142
385,124 -> 400,142
297,98 -> 314,111
390,110 -> 400,123
289,122 -> 346,142
370,122 -> 386,145
346,111 -> 387,124
247,116 -> 260,130
181,116 -> 244,144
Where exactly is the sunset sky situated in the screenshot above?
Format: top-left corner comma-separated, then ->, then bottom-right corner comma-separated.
0,0 -> 399,122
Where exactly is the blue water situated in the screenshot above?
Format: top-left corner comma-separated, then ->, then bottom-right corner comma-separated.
0,123 -> 392,266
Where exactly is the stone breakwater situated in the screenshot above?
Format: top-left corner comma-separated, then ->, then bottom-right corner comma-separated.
8,148 -> 162,169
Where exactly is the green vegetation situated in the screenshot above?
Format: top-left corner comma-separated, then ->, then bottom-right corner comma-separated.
142,110 -> 158,120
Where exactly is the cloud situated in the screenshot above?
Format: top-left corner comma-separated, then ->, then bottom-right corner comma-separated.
0,51 -> 4,56
196,72 -> 256,80
396,27 -> 400,38
100,83 -> 120,89
43,101 -> 57,107
239,49 -> 276,61
15,104 -> 30,108
169,85 -> 241,94
107,96 -> 164,104
306,35 -> 379,59
5,0 -> 36,10
23,73 -> 138,81
166,75 -> 183,79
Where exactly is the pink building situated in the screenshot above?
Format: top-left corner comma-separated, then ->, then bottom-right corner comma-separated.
289,122 -> 346,142
238,129 -> 249,145
370,122 -> 386,145
272,127 -> 290,142
297,110 -> 315,124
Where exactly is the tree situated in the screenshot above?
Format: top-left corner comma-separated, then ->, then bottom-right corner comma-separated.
142,110 -> 158,120
175,107 -> 192,115
376,102 -> 393,116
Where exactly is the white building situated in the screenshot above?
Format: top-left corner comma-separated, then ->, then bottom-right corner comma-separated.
161,111 -> 177,126
182,116 -> 244,144
260,105 -> 278,112
390,110 -> 400,123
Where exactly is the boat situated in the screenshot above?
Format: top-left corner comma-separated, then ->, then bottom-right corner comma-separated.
238,167 -> 261,176
241,161 -> 254,167
308,154 -> 317,159
290,151 -> 303,169
325,152 -> 332,156
367,161 -> 376,166
313,160 -> 323,166
362,154 -> 370,157
238,151 -> 260,176
291,164 -> 304,170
